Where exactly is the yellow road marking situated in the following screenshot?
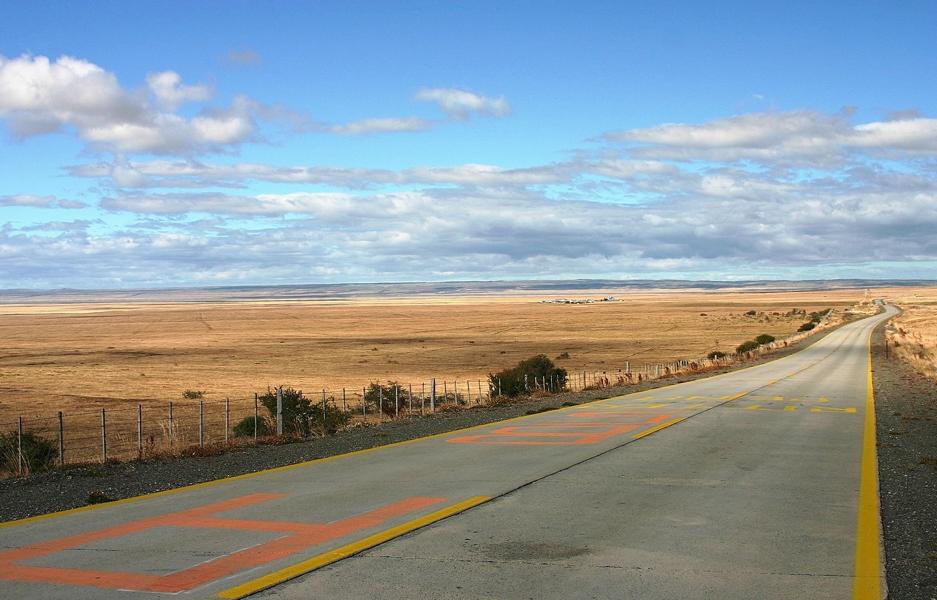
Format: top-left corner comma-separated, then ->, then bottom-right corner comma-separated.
632,417 -> 684,440
784,405 -> 797,412
819,396 -> 830,403
852,325 -> 883,599
811,406 -> 857,414
217,495 -> 490,599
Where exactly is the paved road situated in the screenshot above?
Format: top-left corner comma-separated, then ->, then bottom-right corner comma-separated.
0,307 -> 894,599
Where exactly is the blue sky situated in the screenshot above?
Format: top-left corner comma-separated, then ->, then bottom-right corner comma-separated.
2,1 -> 936,288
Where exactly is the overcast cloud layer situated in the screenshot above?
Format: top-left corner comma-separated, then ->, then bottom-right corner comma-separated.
2,51 -> 936,288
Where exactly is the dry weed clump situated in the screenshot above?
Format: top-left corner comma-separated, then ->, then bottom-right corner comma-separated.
886,291 -> 937,381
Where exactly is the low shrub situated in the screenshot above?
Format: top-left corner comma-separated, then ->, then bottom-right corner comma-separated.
489,354 -> 568,398
364,382 -> 406,416
798,322 -> 816,332
707,350 -> 728,360
182,390 -> 204,400
258,387 -> 313,436
736,340 -> 760,354
233,415 -> 273,438
755,334 -> 776,345
0,430 -> 58,474
309,400 -> 351,434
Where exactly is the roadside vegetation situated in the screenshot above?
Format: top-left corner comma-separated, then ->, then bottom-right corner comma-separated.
489,354 -> 568,398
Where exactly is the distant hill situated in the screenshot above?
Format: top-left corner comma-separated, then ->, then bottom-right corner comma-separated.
1,279 -> 933,304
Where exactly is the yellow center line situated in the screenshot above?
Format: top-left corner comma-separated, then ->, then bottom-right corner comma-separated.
852,325 -> 883,599
217,495 -> 491,599
631,417 -> 685,440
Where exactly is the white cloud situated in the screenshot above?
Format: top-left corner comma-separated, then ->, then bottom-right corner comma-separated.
70,159 -> 572,189
605,110 -> 937,162
224,48 -> 262,66
146,71 -> 211,109
329,117 -> 434,135
416,87 -> 511,120
0,54 -> 256,154
0,194 -> 86,209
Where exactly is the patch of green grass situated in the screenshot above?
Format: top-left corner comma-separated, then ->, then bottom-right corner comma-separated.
525,406 -> 559,415
86,490 -> 113,505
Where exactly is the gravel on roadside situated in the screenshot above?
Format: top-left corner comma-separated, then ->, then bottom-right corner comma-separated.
873,321 -> 937,600
0,327 -> 838,523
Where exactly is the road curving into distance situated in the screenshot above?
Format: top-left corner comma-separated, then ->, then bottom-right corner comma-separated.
0,305 -> 896,599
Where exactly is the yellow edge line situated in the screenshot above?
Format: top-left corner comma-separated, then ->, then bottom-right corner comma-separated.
0,331 -> 824,531
632,417 -> 685,440
852,326 -> 883,599
217,495 -> 491,599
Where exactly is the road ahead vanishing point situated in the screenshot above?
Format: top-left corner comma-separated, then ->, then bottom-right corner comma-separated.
0,307 -> 895,599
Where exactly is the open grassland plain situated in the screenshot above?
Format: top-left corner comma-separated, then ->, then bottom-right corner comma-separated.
0,287 -> 887,421
886,287 -> 937,381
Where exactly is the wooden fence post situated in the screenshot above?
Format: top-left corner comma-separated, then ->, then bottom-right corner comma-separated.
199,400 -> 204,447
276,386 -> 283,436
57,411 -> 64,466
137,403 -> 143,458
100,409 -> 107,463
17,416 -> 23,475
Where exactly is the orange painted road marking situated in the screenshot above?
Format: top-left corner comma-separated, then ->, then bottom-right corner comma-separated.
0,493 -> 445,593
448,414 -> 672,446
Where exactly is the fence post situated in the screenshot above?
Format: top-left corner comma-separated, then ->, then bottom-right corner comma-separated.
342,388 -> 347,413
276,386 -> 283,436
17,416 -> 23,476
443,380 -> 448,405
169,401 -> 174,449
394,385 -> 399,418
421,382 -> 426,414
362,387 -> 367,420
408,383 -> 413,414
101,409 -> 107,463
57,411 -> 64,466
137,403 -> 143,458
477,380 -> 482,403
199,400 -> 204,447
431,378 -> 436,412
379,386 -> 383,420
224,398 -> 230,443
254,393 -> 259,440
322,389 -> 327,437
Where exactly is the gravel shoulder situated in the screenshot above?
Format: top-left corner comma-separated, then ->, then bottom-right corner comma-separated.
0,327 -> 840,523
873,319 -> 937,600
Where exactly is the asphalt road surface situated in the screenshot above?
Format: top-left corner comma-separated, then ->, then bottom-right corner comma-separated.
0,306 -> 895,599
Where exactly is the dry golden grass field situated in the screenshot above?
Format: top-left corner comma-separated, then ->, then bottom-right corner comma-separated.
0,286 -> 891,424
886,287 -> 937,380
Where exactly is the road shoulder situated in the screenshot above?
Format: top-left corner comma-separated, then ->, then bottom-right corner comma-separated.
873,320 -> 937,600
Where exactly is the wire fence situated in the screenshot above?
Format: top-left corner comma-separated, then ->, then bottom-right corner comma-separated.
1,315 -> 832,476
